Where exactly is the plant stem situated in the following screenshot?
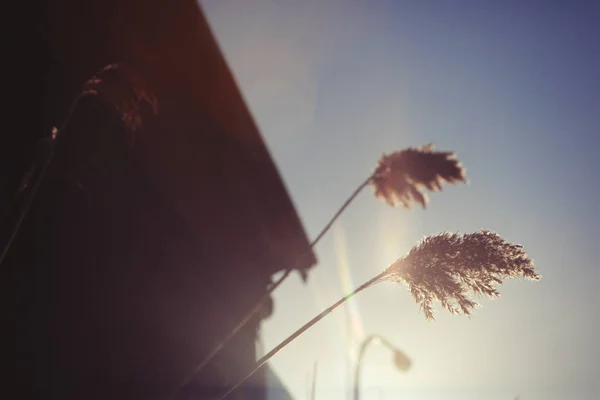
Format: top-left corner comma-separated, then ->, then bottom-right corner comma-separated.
310,175 -> 373,249
353,335 -> 379,400
310,361 -> 317,400
219,270 -> 387,399
0,93 -> 84,268
168,176 -> 373,399
353,335 -> 403,400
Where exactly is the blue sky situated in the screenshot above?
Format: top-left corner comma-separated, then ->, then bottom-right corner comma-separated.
201,1 -> 600,399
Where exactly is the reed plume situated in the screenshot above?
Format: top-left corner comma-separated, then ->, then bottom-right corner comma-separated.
219,230 -> 540,399
382,230 -> 540,320
82,63 -> 158,134
0,63 -> 157,268
372,144 -> 467,208
170,144 -> 469,399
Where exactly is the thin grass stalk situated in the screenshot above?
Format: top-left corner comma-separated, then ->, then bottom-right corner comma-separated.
217,229 -> 538,398
218,270 -> 388,400
310,361 -> 317,400
167,176 -> 373,399
309,176 -> 373,250
0,93 -> 85,268
353,335 -> 378,400
171,145 -> 467,397
1,64 -> 155,269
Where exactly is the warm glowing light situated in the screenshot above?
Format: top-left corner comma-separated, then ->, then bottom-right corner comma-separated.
333,223 -> 365,360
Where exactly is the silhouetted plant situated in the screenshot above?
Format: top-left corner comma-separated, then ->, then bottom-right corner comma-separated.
0,63 -> 156,267
170,144 -> 468,399
372,143 -> 467,208
219,230 -> 539,398
382,230 -> 540,320
354,334 -> 411,400
82,63 -> 157,135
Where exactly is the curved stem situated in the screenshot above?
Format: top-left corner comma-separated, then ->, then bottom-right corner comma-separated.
168,175 -> 374,399
309,175 -> 373,248
219,270 -> 387,400
353,334 -> 409,400
353,335 -> 380,400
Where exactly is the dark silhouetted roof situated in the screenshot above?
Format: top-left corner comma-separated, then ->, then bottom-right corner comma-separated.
2,1 -> 316,399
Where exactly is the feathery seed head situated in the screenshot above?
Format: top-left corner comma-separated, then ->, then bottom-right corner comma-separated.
371,144 -> 467,208
380,230 -> 539,320
82,63 -> 158,133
